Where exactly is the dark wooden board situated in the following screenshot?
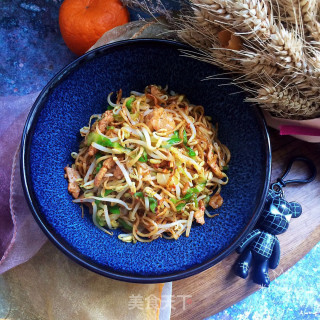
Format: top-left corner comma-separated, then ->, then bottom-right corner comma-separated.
171,129 -> 320,319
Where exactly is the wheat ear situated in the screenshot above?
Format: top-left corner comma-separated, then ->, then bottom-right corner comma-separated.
246,84 -> 320,119
276,0 -> 320,43
192,7 -> 222,35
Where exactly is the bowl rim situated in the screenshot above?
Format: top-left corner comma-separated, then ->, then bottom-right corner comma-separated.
20,38 -> 271,283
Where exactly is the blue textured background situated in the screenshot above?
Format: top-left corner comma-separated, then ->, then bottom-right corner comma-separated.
1,0 -> 319,318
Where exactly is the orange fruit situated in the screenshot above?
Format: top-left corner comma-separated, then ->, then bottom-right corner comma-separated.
218,30 -> 242,51
59,0 -> 130,56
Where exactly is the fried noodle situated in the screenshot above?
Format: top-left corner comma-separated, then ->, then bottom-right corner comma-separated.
64,85 -> 230,243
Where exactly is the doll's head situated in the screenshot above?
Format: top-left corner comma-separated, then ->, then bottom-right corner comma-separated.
258,189 -> 302,235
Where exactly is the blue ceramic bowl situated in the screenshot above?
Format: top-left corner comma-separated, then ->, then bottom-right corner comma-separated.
21,39 -> 271,283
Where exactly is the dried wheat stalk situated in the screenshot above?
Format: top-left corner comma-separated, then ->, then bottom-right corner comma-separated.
276,0 -> 320,43
247,85 -> 320,119
181,0 -> 320,118
124,0 -> 320,119
192,7 -> 221,35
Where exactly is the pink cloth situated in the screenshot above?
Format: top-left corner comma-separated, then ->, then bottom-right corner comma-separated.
0,93 -> 47,274
280,125 -> 320,137
263,110 -> 320,143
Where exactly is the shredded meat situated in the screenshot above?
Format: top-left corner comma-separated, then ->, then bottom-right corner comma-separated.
146,93 -> 159,106
98,110 -> 114,133
194,200 -> 205,225
150,85 -> 162,96
113,165 -> 123,179
207,145 -> 223,178
153,160 -> 170,169
145,107 -> 175,132
209,193 -> 223,209
182,182 -> 189,196
88,111 -> 114,157
88,123 -> 98,156
88,145 -> 97,157
116,89 -> 122,104
94,158 -> 115,187
150,86 -> 166,104
64,167 -> 81,198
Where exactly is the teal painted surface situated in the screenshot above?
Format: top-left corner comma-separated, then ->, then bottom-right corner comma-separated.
206,243 -> 320,320
0,0 -> 177,96
1,0 -> 75,95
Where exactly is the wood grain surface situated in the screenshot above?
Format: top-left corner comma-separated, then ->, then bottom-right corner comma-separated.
171,129 -> 320,320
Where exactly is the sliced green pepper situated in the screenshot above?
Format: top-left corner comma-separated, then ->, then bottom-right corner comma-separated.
104,189 -> 114,196
107,105 -> 114,110
169,198 -> 178,204
138,149 -> 148,162
182,192 -> 193,201
134,192 -> 144,199
96,215 -> 106,227
186,146 -> 196,157
149,197 -> 157,213
193,182 -> 207,193
126,97 -> 135,111
113,142 -> 131,154
95,153 -> 103,173
176,202 -> 186,211
95,162 -> 102,173
167,131 -> 181,145
86,132 -> 114,148
183,130 -> 188,145
108,205 -> 120,214
118,218 -> 133,232
191,194 -> 198,208
183,130 -> 196,157
113,114 -> 123,122
222,165 -> 229,171
183,181 -> 207,200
